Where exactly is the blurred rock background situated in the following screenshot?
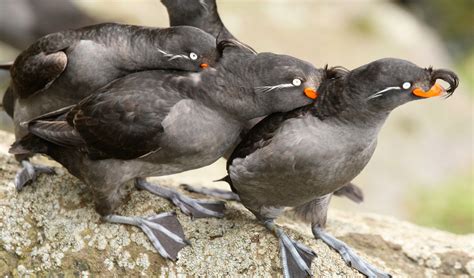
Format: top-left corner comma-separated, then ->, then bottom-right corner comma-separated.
0,0 -> 472,234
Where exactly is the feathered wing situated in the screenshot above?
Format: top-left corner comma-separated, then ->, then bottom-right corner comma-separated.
11,31 -> 77,98
23,84 -> 172,160
227,106 -> 311,170
68,88 -> 168,160
223,106 -> 311,194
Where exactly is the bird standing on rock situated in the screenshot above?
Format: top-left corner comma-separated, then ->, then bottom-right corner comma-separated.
3,22 -> 218,190
11,41 -> 326,260
162,0 -> 365,203
222,58 -> 458,277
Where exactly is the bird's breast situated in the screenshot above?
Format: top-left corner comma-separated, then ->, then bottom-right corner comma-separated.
230,116 -> 378,208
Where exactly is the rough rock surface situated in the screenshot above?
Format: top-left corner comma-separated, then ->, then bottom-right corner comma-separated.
0,130 -> 473,277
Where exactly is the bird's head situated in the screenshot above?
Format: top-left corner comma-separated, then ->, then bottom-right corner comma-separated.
161,0 -> 215,20
347,58 -> 459,113
204,41 -> 327,118
157,26 -> 218,71
249,53 -> 326,113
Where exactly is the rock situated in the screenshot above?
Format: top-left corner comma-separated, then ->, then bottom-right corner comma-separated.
0,130 -> 473,277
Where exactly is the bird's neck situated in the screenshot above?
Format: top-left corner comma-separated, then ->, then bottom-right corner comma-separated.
311,78 -> 389,132
93,26 -> 171,71
196,58 -> 269,122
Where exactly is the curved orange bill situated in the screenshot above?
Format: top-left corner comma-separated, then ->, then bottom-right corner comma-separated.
200,63 -> 209,69
412,83 -> 445,98
304,87 -> 318,99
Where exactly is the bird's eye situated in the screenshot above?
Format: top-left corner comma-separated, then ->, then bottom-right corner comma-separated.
292,78 -> 302,86
189,52 -> 198,60
402,82 -> 411,89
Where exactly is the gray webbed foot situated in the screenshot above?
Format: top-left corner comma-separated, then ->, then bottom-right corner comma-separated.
265,220 -> 317,278
15,160 -> 56,191
136,178 -> 225,218
312,227 -> 391,278
180,184 -> 240,201
104,212 -> 189,261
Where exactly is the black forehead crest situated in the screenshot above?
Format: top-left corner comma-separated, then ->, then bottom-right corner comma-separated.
354,58 -> 427,85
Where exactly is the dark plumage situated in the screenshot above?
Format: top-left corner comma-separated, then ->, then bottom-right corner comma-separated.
12,42 -> 327,261
224,58 -> 459,277
4,22 -> 218,189
161,0 -> 235,41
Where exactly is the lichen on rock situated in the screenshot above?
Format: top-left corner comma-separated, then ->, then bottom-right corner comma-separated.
0,130 -> 473,277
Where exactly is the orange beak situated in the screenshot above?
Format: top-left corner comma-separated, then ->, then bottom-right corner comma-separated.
200,63 -> 209,69
304,87 -> 318,100
412,83 -> 445,98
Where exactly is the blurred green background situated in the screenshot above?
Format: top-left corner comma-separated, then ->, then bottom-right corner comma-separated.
0,0 -> 472,234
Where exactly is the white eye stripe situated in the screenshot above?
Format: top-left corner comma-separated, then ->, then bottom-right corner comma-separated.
255,83 -> 294,93
157,49 -> 170,56
367,86 -> 401,100
168,54 -> 190,61
158,48 -> 190,61
402,82 -> 411,89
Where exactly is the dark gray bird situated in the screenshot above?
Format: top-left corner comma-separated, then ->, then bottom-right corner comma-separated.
11,41 -> 326,260
3,22 -> 218,190
221,58 -> 459,277
162,0 -> 365,204
161,0 -> 235,41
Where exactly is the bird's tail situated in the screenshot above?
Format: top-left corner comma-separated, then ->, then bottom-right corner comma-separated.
9,134 -> 49,156
10,131 -> 84,179
333,183 -> 364,203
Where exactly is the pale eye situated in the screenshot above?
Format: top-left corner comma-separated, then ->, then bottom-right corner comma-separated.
402,82 -> 411,89
189,52 -> 198,60
292,78 -> 302,86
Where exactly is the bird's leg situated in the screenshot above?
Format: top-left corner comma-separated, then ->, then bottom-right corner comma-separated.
179,183 -> 363,204
264,219 -> 316,278
135,178 -> 225,218
15,160 -> 56,191
103,212 -> 189,261
180,183 -> 240,201
312,225 -> 391,278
